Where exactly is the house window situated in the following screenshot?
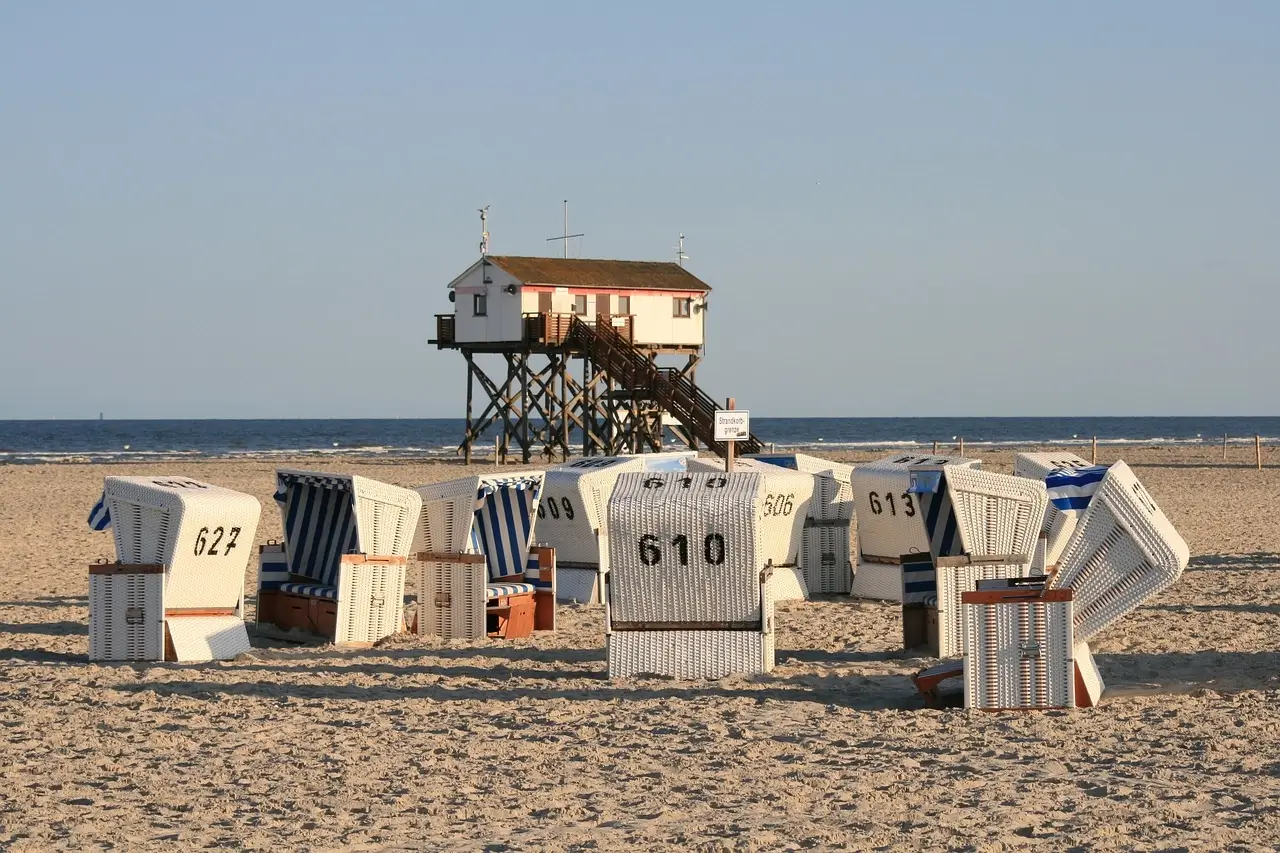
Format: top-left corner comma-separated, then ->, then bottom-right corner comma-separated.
673,297 -> 692,318
473,293 -> 487,316
616,295 -> 630,315
574,295 -> 588,315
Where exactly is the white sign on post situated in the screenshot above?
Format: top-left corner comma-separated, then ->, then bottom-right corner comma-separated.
714,410 -> 750,442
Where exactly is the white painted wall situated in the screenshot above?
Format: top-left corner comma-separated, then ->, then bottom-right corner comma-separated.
450,262 -> 524,344
449,261 -> 707,348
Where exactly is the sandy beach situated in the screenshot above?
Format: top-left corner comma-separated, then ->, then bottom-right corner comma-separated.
3,445 -> 1280,851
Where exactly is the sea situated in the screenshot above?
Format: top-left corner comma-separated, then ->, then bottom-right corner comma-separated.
0,417 -> 1277,465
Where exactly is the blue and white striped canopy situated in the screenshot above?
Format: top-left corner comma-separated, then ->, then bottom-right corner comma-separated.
908,470 -> 964,558
472,476 -> 542,581
1045,465 -> 1108,512
274,471 -> 359,587
88,493 -> 111,531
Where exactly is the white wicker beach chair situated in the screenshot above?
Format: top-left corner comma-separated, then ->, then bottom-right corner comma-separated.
850,454 -> 981,601
957,575 -> 1106,710
412,471 -> 552,640
899,465 -> 1048,657
605,470 -> 774,678
256,469 -> 420,646
539,452 -> 696,604
1014,452 -> 1096,567
87,476 -> 261,661
746,452 -> 856,594
1047,460 -> 1190,643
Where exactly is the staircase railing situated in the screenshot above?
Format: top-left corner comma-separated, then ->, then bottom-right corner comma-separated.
566,317 -> 765,457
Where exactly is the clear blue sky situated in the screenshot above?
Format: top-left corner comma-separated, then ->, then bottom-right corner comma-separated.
2,2 -> 1276,419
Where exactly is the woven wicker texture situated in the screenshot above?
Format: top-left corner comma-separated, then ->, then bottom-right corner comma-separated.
851,455 -> 979,561
963,594 -> 1075,710
333,558 -> 406,646
1048,461 -> 1190,642
935,562 -> 1033,658
941,467 -> 1048,560
850,562 -> 905,601
555,567 -> 602,604
417,557 -> 487,640
98,476 -> 261,611
689,458 -> 813,569
801,525 -> 852,594
88,569 -> 165,661
1014,452 -> 1094,563
607,470 -> 764,623
767,565 -> 810,602
539,454 -> 693,570
607,629 -> 774,679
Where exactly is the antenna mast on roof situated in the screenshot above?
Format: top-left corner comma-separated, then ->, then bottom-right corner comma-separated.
546,199 -> 584,258
674,233 -> 689,267
478,205 -> 491,255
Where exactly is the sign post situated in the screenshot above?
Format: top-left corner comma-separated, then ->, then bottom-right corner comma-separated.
714,398 -> 750,473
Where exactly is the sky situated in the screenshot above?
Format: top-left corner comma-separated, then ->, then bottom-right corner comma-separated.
1,2 -> 1277,419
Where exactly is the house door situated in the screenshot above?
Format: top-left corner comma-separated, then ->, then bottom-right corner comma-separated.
538,292 -> 553,314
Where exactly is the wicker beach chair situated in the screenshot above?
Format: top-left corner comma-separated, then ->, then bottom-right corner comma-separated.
605,469 -> 775,678
1047,460 -> 1190,643
849,454 -> 981,601
690,457 -> 815,601
1014,452 -> 1098,567
256,470 -> 420,646
412,472 -> 553,640
745,452 -> 856,594
87,476 -> 261,661
538,452 -> 696,604
900,465 -> 1048,658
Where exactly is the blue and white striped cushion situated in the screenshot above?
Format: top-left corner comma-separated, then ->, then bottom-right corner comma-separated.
902,558 -> 937,605
473,479 -> 541,581
486,582 -> 536,599
276,472 -> 359,587
1045,465 -> 1108,512
524,553 -> 553,591
277,582 -> 339,601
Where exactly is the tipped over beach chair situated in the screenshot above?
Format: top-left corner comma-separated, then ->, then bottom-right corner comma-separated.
87,476 -> 261,662
849,454 -> 981,601
1047,460 -> 1190,642
538,452 -> 696,604
1014,452 -> 1097,567
746,452 -> 856,594
689,457 -> 815,601
605,470 -> 776,679
256,470 -> 420,646
412,472 -> 555,640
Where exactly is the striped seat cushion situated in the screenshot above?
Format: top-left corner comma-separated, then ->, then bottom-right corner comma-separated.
923,594 -> 938,608
486,582 -> 536,599
277,582 -> 338,601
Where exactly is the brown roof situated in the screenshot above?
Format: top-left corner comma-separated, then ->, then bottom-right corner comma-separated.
485,256 -> 711,292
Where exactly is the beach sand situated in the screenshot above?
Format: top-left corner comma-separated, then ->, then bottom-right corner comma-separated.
3,446 -> 1280,851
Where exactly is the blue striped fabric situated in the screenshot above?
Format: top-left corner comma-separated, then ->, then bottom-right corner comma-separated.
525,553 -> 553,591
1045,465 -> 1108,512
902,557 -> 937,605
486,582 -> 536,598
473,477 -> 542,581
909,470 -> 963,558
275,472 -> 359,587
88,493 -> 111,531
278,582 -> 339,600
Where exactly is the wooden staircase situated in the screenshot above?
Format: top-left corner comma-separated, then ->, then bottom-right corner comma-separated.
566,317 -> 766,457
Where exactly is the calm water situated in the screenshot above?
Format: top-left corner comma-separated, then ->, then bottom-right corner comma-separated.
1,417 -> 1277,464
